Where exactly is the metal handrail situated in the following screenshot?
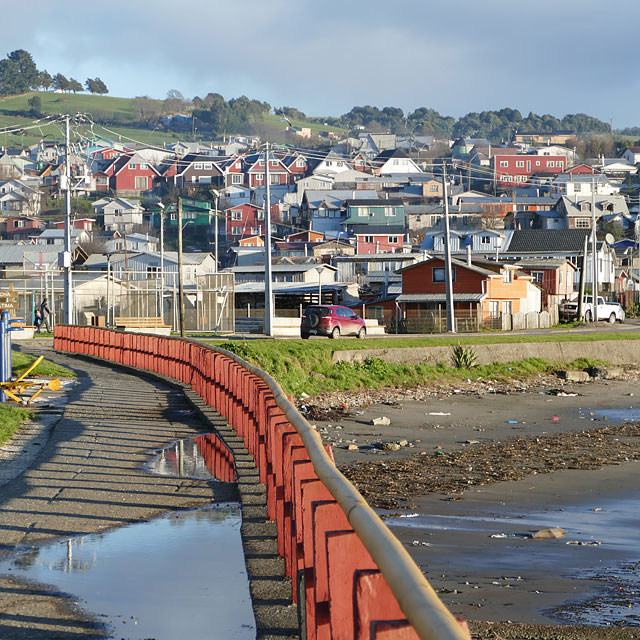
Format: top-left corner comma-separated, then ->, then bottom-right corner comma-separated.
205,341 -> 468,640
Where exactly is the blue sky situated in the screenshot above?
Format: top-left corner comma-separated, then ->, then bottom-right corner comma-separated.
7,0 -> 640,127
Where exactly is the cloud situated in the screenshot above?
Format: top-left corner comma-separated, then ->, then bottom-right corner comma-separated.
2,0 -> 640,125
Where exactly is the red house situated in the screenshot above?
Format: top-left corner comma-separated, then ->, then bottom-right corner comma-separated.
280,152 -> 308,180
352,225 -> 405,254
53,218 -> 95,232
226,203 -> 265,243
109,152 -> 160,194
492,154 -> 566,189
244,153 -> 291,187
218,155 -> 245,187
2,215 -> 41,240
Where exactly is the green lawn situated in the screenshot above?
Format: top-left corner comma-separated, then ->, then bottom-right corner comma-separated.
204,332 -> 633,396
0,404 -> 34,446
12,352 -> 76,379
264,113 -> 347,136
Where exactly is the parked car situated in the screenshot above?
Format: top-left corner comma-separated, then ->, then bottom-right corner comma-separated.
559,296 -> 625,323
301,305 -> 367,339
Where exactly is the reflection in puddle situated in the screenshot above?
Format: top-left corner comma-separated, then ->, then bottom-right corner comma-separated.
0,503 -> 255,639
147,433 -> 236,483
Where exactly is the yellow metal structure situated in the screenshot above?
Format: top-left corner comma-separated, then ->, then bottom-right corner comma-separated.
0,355 -> 62,405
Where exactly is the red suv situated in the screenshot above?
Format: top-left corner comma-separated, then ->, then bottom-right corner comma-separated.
301,305 -> 367,339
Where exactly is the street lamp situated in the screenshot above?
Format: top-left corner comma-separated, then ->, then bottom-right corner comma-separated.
314,265 -> 324,304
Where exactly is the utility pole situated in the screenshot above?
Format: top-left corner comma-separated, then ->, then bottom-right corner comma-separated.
177,197 -> 185,337
63,116 -> 73,324
159,203 -> 165,319
591,176 -> 598,320
210,189 -> 219,273
264,142 -> 274,337
442,162 -> 456,333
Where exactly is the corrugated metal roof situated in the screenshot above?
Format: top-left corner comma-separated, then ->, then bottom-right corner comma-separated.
396,293 -> 486,303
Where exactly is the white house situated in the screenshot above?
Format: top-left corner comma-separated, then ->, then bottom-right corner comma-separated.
374,149 -> 422,175
93,197 -> 145,232
621,147 -> 640,165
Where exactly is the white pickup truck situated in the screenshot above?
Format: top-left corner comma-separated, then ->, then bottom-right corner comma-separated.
559,296 -> 625,323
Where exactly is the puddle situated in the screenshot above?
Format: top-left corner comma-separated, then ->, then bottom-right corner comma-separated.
385,497 -> 639,549
0,503 -> 256,639
146,433 -> 236,483
584,408 -> 640,422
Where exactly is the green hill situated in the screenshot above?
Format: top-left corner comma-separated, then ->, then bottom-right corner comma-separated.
0,92 -> 346,148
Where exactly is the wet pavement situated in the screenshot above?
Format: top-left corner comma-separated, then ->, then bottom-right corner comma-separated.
0,341 -> 295,639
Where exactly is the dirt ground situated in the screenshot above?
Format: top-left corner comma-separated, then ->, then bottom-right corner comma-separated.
300,369 -> 640,637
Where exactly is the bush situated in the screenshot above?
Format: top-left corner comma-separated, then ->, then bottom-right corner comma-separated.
451,344 -> 478,369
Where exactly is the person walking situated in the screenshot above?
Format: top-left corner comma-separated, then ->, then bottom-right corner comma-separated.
40,298 -> 52,332
34,308 -> 42,333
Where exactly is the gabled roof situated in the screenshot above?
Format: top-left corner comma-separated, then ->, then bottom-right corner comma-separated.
514,258 -> 575,270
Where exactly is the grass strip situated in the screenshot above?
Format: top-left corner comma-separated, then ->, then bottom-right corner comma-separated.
12,352 -> 76,379
204,337 -> 609,396
0,404 -> 34,446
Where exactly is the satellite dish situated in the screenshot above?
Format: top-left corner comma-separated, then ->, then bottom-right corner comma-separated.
605,233 -> 615,245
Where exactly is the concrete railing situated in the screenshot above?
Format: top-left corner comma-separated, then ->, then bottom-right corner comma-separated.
54,326 -> 469,640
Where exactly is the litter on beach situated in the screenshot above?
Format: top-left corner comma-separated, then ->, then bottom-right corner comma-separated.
428,412 -> 451,416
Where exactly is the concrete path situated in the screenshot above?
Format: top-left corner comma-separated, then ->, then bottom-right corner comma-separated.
0,341 -> 297,639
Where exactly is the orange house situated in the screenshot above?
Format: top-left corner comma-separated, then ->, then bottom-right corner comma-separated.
396,257 -> 541,326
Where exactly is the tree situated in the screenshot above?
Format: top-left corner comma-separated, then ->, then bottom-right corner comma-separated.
28,95 -> 42,116
0,59 -> 25,95
68,77 -> 83,93
85,78 -> 98,93
7,49 -> 39,89
39,70 -> 53,91
94,77 -> 108,94
166,89 -> 185,101
53,73 -> 70,92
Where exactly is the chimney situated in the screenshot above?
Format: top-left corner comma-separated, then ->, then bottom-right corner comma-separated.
466,244 -> 472,267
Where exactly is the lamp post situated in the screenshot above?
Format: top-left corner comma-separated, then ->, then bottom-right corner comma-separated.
177,197 -> 185,337
314,265 -> 324,304
158,202 -> 165,319
441,162 -> 456,333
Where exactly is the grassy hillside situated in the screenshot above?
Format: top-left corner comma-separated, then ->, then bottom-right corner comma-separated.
0,92 -> 346,147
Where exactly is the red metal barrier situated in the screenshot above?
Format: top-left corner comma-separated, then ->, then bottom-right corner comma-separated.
53,326 -> 468,640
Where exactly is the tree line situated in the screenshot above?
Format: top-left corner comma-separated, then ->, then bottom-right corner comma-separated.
0,49 -> 108,96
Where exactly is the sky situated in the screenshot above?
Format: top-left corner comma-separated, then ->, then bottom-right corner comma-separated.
6,0 -> 640,127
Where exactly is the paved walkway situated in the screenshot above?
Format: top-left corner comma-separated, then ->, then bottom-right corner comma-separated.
0,341 -> 296,639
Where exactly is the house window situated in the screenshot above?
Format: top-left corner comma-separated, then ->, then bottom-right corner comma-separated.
194,163 -> 203,170
232,226 -> 242,235
128,163 -> 137,170
135,176 -> 148,190
255,173 -> 264,180
516,161 -> 524,168
500,161 -> 508,167
547,161 -> 555,167
170,213 -> 177,220
140,163 -> 149,169
204,163 -> 212,170
574,184 -> 582,192
257,211 -> 264,220
489,301 -> 500,318
502,269 -> 513,283
433,267 -> 456,282
388,236 -> 399,243
270,174 -> 279,185
385,207 -> 395,216
231,211 -> 242,220
231,174 -> 242,184
575,218 -> 590,228
536,160 -> 541,166
481,235 -> 491,244
502,301 -> 513,315
531,271 -> 544,284
251,226 -> 260,235
296,159 -> 305,167
429,184 -> 439,192
363,236 -> 374,243
358,207 -> 370,217
326,161 -> 332,166
147,266 -> 159,279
